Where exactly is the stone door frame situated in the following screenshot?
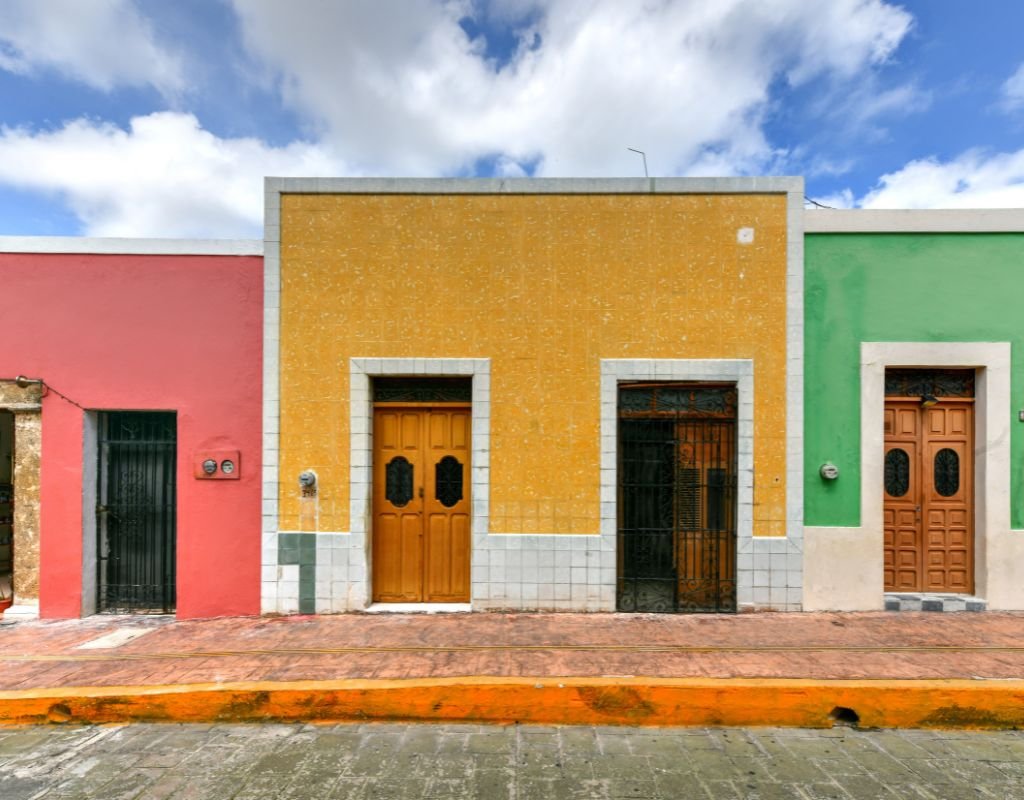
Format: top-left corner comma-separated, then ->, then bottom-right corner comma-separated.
0,380 -> 42,618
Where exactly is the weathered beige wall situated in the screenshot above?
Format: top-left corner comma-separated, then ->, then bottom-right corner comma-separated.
0,381 -> 42,408
12,412 -> 40,600
802,526 -> 884,611
0,381 -> 42,602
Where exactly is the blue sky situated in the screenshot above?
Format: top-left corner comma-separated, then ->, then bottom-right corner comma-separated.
1,0 -> 1023,238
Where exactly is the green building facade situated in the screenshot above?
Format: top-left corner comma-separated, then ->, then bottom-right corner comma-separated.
802,210 -> 1024,611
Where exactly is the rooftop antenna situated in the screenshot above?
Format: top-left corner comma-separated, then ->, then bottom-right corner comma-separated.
627,148 -> 648,178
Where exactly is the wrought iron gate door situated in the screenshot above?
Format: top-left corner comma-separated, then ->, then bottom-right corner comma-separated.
97,412 -> 177,613
617,383 -> 737,613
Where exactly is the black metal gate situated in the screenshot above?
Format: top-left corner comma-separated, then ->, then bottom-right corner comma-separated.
617,383 -> 737,613
97,412 -> 177,613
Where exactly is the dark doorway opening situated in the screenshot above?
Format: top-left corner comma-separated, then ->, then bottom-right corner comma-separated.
0,411 -> 13,611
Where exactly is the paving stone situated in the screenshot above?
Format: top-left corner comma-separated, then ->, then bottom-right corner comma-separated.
683,747 -> 750,775
718,734 -> 766,759
700,779 -> 745,799
468,731 -> 515,753
135,773 -> 190,800
413,753 -> 477,779
1,723 -> 1023,799
472,768 -> 515,799
251,748 -> 307,773
651,770 -> 709,797
423,776 -> 473,797
991,760 -> 1024,778
911,756 -> 1014,787
597,734 -> 634,755
604,777 -> 657,798
832,777 -> 904,800
330,776 -> 370,799
470,752 -> 515,771
744,784 -> 812,800
519,778 -> 596,800
560,727 -> 600,752
911,784 -> 997,800
725,756 -> 781,784
436,732 -> 472,755
844,751 -> 919,784
0,774 -> 48,799
780,735 -> 848,759
590,754 -> 652,780
797,782 -> 851,800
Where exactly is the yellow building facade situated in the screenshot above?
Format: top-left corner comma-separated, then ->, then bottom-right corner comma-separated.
261,178 -> 804,615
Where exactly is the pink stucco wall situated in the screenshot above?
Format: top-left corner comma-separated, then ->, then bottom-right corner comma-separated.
0,251 -> 262,619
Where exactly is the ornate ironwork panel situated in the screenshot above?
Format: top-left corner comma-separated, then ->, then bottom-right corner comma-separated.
385,456 -> 414,507
97,412 -> 176,614
373,377 -> 472,403
934,448 -> 959,497
617,384 -> 737,613
619,383 -> 737,418
884,448 -> 910,497
435,455 -> 463,508
885,369 -> 975,398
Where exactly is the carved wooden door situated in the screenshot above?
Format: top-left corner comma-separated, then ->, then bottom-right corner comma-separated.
884,400 -> 973,593
372,407 -> 470,602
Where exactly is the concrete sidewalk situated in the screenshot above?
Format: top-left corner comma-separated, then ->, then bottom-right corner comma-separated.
2,611 -> 1024,728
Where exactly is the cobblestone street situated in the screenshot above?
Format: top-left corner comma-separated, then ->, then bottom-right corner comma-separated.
1,722 -> 1023,799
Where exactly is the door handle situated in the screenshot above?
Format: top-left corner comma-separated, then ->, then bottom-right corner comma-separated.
419,486 -> 424,499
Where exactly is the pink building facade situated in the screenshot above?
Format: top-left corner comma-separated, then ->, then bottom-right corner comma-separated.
0,238 -> 263,619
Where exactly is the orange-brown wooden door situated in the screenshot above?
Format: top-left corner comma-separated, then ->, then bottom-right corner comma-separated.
674,419 -> 736,610
372,407 -> 470,602
883,400 -> 973,593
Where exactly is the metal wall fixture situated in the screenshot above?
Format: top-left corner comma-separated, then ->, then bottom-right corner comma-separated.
819,463 -> 840,480
193,450 -> 241,480
299,470 -> 317,498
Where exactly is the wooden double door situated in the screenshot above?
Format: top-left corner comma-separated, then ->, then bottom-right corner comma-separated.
372,406 -> 470,603
883,399 -> 974,593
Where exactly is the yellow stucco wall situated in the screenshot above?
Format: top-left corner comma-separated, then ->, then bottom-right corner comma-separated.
279,193 -> 789,536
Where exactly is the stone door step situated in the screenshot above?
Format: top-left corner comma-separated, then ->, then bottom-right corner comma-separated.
885,593 -> 986,612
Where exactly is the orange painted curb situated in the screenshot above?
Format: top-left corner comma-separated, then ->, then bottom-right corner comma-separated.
2,677 -> 1023,729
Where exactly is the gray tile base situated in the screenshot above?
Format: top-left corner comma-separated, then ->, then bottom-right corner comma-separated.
884,593 -> 986,612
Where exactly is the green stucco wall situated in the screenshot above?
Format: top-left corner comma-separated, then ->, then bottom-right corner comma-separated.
805,233 -> 1024,527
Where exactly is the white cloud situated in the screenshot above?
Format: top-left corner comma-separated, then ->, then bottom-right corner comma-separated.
1001,63 -> 1024,112
0,0 -> 918,236
0,113 -> 347,237
229,0 -> 914,177
833,83 -> 931,130
833,149 -> 1024,209
0,0 -> 184,95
